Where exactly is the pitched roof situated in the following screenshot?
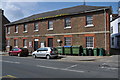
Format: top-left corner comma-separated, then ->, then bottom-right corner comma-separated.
6,5 -> 111,26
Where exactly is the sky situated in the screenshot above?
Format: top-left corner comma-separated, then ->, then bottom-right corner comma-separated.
1,1 -> 119,22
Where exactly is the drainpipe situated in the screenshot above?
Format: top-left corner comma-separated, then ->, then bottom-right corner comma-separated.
104,9 -> 107,51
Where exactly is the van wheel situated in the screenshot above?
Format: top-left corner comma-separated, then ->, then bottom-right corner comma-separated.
46,55 -> 50,59
33,54 -> 37,58
18,53 -> 21,57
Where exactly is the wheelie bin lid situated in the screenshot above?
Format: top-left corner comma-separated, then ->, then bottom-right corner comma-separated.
64,46 -> 71,47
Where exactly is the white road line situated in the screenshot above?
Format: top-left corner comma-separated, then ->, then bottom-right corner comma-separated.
37,65 -> 84,73
65,64 -> 77,69
0,60 -> 20,64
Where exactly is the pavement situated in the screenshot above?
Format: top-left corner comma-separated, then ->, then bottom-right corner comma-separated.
57,55 -> 119,68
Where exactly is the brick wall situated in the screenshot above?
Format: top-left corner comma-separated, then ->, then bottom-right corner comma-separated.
6,10 -> 111,54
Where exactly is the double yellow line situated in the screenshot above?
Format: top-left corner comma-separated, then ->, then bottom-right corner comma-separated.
0,75 -> 16,78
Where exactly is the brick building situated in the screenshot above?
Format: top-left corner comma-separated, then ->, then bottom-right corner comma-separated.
5,5 -> 111,54
0,9 -> 10,51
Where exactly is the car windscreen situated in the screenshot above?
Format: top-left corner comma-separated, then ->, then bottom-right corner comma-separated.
37,48 -> 48,51
12,48 -> 19,51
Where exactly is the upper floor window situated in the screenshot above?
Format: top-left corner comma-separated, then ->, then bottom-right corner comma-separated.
118,23 -> 120,33
48,20 -> 53,30
86,36 -> 94,48
64,17 -> 71,29
23,24 -> 27,32
34,22 -> 39,31
86,15 -> 93,27
7,27 -> 10,34
64,37 -> 72,46
15,25 -> 18,33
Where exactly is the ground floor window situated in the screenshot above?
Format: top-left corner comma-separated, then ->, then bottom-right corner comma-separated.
117,36 -> 120,47
112,37 -> 114,46
86,36 -> 94,48
64,37 -> 72,46
23,39 -> 27,48
14,39 -> 18,47
7,40 -> 10,46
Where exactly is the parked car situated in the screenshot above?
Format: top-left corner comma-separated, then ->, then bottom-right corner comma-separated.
32,47 -> 58,59
9,48 -> 29,57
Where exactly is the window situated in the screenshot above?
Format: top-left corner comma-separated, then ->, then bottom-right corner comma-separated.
86,37 -> 94,48
48,21 -> 53,30
7,40 -> 10,46
34,22 -> 39,31
110,26 -> 113,33
112,37 -> 114,46
23,39 -> 27,48
7,27 -> 10,34
118,23 -> 120,33
23,24 -> 27,32
14,39 -> 18,47
64,37 -> 72,46
65,17 -> 71,28
117,36 -> 120,47
86,15 -> 93,25
15,25 -> 18,33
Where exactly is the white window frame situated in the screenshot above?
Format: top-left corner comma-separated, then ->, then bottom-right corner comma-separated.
23,39 -> 27,48
15,25 -> 18,33
48,20 -> 53,30
7,27 -> 10,34
34,22 -> 39,31
7,40 -> 10,47
14,39 -> 18,48
85,15 -> 94,27
64,17 -> 71,29
23,24 -> 28,33
86,36 -> 94,49
64,37 -> 72,46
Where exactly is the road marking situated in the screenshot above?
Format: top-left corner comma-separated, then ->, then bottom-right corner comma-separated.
0,75 -> 16,78
0,60 -> 20,64
65,64 -> 77,69
37,65 -> 84,73
100,66 -> 118,70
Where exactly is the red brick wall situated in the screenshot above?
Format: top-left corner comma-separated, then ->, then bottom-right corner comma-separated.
6,10 -> 111,54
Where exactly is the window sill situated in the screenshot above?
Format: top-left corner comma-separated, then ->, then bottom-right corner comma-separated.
64,26 -> 71,29
47,28 -> 53,31
23,46 -> 27,48
14,32 -> 18,34
23,31 -> 28,33
7,32 -> 10,34
86,47 -> 94,49
14,46 -> 18,48
85,24 -> 94,27
34,30 -> 39,32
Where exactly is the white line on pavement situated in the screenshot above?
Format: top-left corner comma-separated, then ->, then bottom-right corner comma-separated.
37,65 -> 84,73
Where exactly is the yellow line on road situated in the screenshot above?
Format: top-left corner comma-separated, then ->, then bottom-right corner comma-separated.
0,75 -> 16,78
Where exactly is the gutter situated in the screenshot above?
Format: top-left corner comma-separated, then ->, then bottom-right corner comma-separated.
104,9 -> 107,50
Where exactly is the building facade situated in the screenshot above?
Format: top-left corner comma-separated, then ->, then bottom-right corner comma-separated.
110,7 -> 120,49
0,9 -> 10,51
5,5 -> 111,54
